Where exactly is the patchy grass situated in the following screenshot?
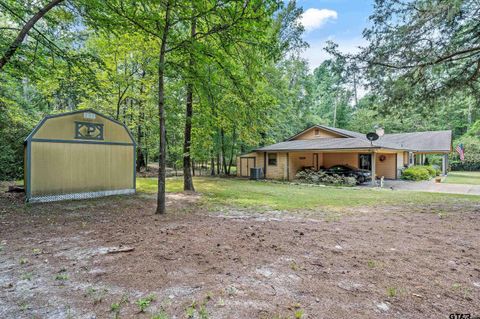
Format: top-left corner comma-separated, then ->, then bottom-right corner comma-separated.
444,171 -> 480,185
137,177 -> 478,210
136,294 -> 155,312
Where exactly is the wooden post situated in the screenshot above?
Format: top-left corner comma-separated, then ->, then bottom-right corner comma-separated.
263,152 -> 267,179
442,154 -> 448,176
286,152 -> 290,181
371,152 -> 376,186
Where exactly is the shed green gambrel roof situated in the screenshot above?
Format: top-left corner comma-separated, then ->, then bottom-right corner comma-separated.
24,109 -> 136,145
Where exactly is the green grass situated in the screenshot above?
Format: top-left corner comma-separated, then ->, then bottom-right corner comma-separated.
444,171 -> 480,185
137,177 -> 478,210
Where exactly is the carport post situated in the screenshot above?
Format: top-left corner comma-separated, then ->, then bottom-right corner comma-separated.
371,152 -> 376,186
442,154 -> 448,176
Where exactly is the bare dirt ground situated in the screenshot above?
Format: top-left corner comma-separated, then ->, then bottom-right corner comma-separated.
1,190 -> 480,319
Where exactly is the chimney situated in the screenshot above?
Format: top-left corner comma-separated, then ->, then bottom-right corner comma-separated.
375,127 -> 384,137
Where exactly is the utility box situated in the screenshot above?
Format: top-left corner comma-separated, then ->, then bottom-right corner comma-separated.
250,167 -> 263,180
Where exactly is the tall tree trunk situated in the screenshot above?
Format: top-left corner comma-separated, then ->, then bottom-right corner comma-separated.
136,70 -> 146,172
116,97 -> 122,120
353,71 -> 358,108
221,128 -> 228,174
332,97 -> 338,127
136,119 -> 146,172
156,2 -> 171,215
210,156 -> 215,175
183,14 -> 196,191
0,0 -> 64,71
227,127 -> 236,175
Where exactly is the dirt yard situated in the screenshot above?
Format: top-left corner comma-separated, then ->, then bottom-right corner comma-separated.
1,190 -> 480,319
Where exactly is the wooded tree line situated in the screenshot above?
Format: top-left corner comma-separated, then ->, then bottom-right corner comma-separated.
1,0 -> 479,212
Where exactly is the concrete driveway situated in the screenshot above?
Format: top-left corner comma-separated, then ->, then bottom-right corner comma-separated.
365,179 -> 480,196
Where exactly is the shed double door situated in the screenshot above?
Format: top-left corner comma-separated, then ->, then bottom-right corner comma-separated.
240,157 -> 256,177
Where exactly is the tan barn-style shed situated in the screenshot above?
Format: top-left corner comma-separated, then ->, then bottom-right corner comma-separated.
24,110 -> 136,203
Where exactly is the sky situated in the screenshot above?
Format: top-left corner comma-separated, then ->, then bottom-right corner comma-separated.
296,0 -> 375,70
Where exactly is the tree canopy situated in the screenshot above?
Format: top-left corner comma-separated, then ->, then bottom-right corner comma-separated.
1,0 -> 478,202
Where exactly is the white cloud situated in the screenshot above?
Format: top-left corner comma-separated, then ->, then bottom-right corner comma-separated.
301,37 -> 367,70
299,8 -> 338,32
301,37 -> 369,99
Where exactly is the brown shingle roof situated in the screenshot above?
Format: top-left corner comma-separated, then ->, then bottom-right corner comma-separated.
258,126 -> 452,153
257,138 -> 378,152
379,130 -> 452,152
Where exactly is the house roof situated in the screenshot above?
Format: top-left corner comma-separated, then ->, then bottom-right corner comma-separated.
256,125 -> 452,153
257,138 -> 379,152
379,130 -> 452,152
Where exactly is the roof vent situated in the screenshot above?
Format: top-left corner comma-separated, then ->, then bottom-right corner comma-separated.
84,112 -> 96,119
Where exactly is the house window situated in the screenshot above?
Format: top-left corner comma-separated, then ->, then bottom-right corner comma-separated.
359,154 -> 372,170
268,153 -> 277,166
314,129 -> 320,136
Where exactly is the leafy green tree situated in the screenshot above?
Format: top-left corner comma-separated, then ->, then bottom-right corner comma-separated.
0,0 -> 64,70
311,59 -> 353,128
361,0 -> 480,95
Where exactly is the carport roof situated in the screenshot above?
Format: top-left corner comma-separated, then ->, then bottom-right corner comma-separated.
256,126 -> 452,153
256,138 -> 377,152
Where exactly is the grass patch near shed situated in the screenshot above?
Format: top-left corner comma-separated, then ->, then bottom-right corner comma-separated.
137,177 -> 478,211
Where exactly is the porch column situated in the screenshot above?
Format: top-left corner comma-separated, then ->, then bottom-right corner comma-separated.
371,151 -> 376,186
442,154 -> 448,176
263,152 -> 267,178
286,152 -> 290,180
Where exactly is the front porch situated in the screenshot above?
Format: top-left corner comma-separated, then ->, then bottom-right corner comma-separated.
239,150 -> 450,183
251,150 -> 404,182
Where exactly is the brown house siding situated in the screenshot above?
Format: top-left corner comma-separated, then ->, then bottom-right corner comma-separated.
323,153 -> 359,169
265,152 -> 288,179
294,129 -> 343,140
375,153 -> 396,179
288,152 -> 315,178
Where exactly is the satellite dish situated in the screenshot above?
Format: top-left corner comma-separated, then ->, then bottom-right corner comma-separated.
366,132 -> 379,142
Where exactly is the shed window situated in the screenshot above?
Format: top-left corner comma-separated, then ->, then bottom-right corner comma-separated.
314,129 -> 320,136
268,153 -> 277,166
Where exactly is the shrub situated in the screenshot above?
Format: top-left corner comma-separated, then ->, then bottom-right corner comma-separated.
0,104 -> 36,181
401,165 -> 436,181
450,135 -> 480,171
421,165 -> 437,177
295,169 -> 357,186
450,161 -> 480,171
431,165 -> 442,176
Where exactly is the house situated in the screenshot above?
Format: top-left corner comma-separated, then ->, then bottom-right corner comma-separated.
236,125 -> 451,182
